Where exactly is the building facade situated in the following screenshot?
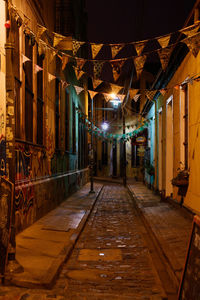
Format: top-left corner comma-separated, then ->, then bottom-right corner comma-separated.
0,0 -> 88,275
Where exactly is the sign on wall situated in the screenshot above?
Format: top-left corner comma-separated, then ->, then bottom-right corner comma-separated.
178,215 -> 200,299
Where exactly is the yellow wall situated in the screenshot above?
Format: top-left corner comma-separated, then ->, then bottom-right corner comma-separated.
161,50 -> 200,213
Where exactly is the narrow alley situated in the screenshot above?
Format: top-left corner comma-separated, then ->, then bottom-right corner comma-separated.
0,181 -> 193,299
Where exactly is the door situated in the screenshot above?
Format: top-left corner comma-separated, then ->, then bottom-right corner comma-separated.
166,97 -> 173,197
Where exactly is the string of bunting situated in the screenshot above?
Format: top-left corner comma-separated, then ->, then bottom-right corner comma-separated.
76,106 -> 148,143
8,2 -> 200,83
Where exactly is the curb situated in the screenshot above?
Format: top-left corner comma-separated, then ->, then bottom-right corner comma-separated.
127,185 -> 180,291
5,185 -> 104,289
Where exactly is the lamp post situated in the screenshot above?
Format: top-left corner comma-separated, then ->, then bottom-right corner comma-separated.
89,97 -> 95,193
123,109 -> 127,187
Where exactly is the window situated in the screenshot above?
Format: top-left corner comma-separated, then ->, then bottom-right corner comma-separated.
37,50 -> 44,145
55,78 -> 60,149
65,91 -> 69,151
24,35 -> 33,142
72,101 -> 76,153
180,84 -> 189,169
13,20 -> 21,138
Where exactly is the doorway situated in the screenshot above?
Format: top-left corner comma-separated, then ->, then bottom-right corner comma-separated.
166,96 -> 173,197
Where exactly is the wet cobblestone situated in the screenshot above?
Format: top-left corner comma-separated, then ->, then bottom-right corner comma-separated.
0,184 -> 168,299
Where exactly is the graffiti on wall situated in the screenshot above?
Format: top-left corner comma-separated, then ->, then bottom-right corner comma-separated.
15,146 -> 35,232
0,177 -> 13,276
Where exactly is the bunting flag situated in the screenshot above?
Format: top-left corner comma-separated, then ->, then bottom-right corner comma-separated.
160,89 -> 166,96
133,94 -> 140,102
129,89 -> 139,100
110,83 -> 122,95
75,68 -> 85,80
91,43 -> 104,59
53,33 -> 72,50
34,64 -> 43,73
88,90 -> 98,99
48,72 -> 56,82
145,90 -> 157,101
93,79 -> 103,89
61,55 -> 69,70
110,60 -> 126,82
93,61 -> 104,79
73,40 -> 85,56
76,58 -> 86,71
117,94 -> 125,102
61,80 -> 69,89
134,55 -> 146,78
103,93 -> 111,102
180,22 -> 200,38
36,24 -> 47,40
74,85 -> 84,95
53,32 -> 65,47
134,41 -> 146,56
21,54 -> 31,64
38,42 -> 46,56
157,35 -> 171,48
110,44 -> 124,59
158,47 -> 173,71
183,33 -> 200,57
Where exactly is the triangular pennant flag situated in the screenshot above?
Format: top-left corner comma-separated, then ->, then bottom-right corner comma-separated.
38,41 -> 46,56
133,94 -> 140,102
53,33 -> 72,50
180,22 -> 200,38
174,85 -> 179,90
103,93 -> 111,102
75,68 -> 85,80
145,90 -> 157,101
158,47 -> 173,71
88,90 -> 98,99
110,83 -> 122,95
91,43 -> 103,59
157,35 -> 171,48
37,25 -> 47,40
21,54 -> 31,64
93,79 -> 103,89
110,59 -> 126,82
160,89 -> 166,96
76,58 -> 86,71
73,40 -> 85,56
53,32 -> 65,47
183,33 -> 200,57
110,44 -> 124,59
117,94 -> 125,102
48,72 -> 56,82
129,89 -> 139,100
134,41 -> 146,56
134,55 -> 146,78
93,61 -> 104,79
62,55 -> 69,70
34,64 -> 43,73
74,85 -> 84,95
61,80 -> 69,89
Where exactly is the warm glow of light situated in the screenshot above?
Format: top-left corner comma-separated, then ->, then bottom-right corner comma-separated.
102,122 -> 109,130
110,93 -> 117,99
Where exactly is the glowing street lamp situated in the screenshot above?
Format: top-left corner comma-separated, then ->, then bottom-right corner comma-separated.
109,94 -> 121,108
101,122 -> 109,131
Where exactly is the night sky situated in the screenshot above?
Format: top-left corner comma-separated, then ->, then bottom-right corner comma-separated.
85,0 -> 197,43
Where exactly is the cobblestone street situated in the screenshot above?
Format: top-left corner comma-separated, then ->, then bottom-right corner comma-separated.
0,182 -> 190,299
